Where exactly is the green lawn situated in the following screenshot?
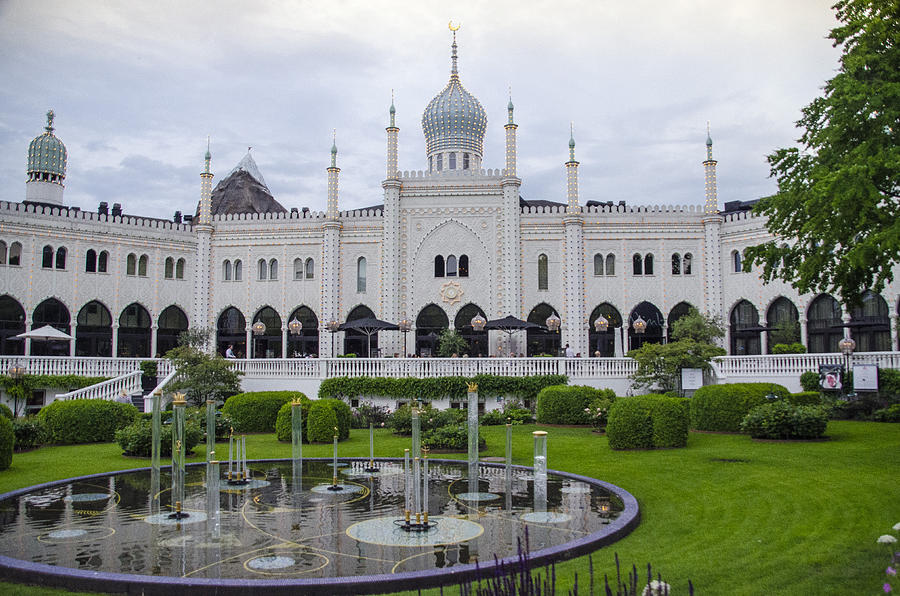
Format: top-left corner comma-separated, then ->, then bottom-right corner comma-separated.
1,421 -> 898,595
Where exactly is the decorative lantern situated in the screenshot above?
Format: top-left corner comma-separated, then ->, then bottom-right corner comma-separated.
288,318 -> 303,336
594,314 -> 609,333
398,318 -> 412,333
252,321 -> 266,336
632,316 -> 647,335
470,314 -> 486,331
838,337 -> 856,356
327,320 -> 340,333
545,314 -> 561,332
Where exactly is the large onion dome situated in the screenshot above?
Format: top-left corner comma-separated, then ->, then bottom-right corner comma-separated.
421,32 -> 486,171
27,110 -> 67,183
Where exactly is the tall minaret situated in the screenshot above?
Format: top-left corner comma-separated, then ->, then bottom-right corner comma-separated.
320,133 -> 343,356
499,92 -> 522,332
702,125 -> 724,326
504,92 -> 517,176
703,123 -> 718,214
193,142 -> 214,349
563,125 -> 586,354
382,98 -> 402,354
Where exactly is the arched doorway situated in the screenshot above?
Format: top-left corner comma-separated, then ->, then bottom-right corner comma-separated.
526,303 -> 560,356
157,305 -> 188,356
850,291 -> 890,351
217,307 -> 246,357
807,294 -> 842,353
588,303 -> 622,357
287,306 -> 319,357
32,298 -> 71,356
118,303 -> 151,357
730,300 -> 761,355
0,296 -> 25,355
75,301 -> 112,356
252,307 -> 282,358
416,304 -> 449,356
454,303 -> 488,357
667,302 -> 695,342
766,297 -> 800,352
344,305 -> 376,356
628,302 -> 664,351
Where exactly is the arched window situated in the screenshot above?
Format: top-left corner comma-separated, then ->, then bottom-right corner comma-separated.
436,154 -> 443,171
683,253 -> 692,275
671,253 -> 681,275
138,254 -> 148,277
632,253 -> 642,275
527,303 -> 561,356
850,291 -> 891,352
463,153 -> 470,169
415,304 -> 449,356
85,249 -> 97,273
454,303 -> 487,356
75,301 -> 112,357
537,254 -> 549,290
357,257 -> 367,292
287,305 -> 319,357
8,242 -> 21,266
55,247 -> 66,269
606,253 -> 615,276
216,306 -> 246,357
268,259 -> 278,280
118,303 -> 151,357
588,303 -> 622,357
157,305 -> 188,356
31,298 -> 70,356
732,250 -> 742,273
305,258 -> 314,279
434,255 -> 445,277
807,294 -> 843,353
766,296 -> 800,351
594,254 -> 604,276
98,250 -> 108,273
446,255 -> 457,277
628,301 -> 665,350
0,241 -> 6,265
449,152 -> 457,169
252,306 -> 282,358
234,259 -> 242,281
294,258 -> 303,280
644,253 -> 653,275
730,299 -> 761,355
175,258 -> 185,279
458,255 -> 468,277
667,302 -> 695,341
164,257 -> 174,279
258,259 -> 267,281
42,245 -> 53,268
127,253 -> 137,276
223,260 -> 232,281
0,295 -> 26,355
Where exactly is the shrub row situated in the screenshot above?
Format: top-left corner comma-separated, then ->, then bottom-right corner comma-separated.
0,416 -> 12,470
606,395 -> 690,450
273,397 -> 352,443
318,374 -> 567,403
38,399 -> 138,444
690,383 -> 791,432
480,404 -> 534,425
223,391 -> 303,432
115,418 -> 203,457
740,401 -> 829,440
423,425 -> 486,451
12,417 -> 47,451
536,385 -> 616,425
388,404 -> 466,436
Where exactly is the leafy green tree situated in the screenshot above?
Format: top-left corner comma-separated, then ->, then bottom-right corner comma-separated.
670,308 -> 725,345
437,329 -> 469,357
742,0 -> 900,308
165,329 -> 242,406
628,339 -> 726,394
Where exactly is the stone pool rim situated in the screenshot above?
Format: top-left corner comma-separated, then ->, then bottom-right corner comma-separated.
0,457 -> 640,595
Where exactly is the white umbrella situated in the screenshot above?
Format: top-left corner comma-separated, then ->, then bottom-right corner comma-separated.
15,325 -> 73,341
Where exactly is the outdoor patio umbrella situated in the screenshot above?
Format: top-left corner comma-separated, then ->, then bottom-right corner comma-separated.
15,325 -> 73,341
338,317 -> 399,358
484,315 -> 542,355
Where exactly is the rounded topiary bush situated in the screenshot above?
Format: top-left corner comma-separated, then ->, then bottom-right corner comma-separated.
606,394 -> 689,450
423,425 -> 486,451
690,383 -> 791,432
740,401 -> 829,440
38,399 -> 138,444
115,418 -> 203,456
320,398 -> 352,440
0,415 -> 13,470
12,416 -> 47,451
307,400 -> 339,443
537,385 -> 612,425
800,371 -> 820,392
275,398 -> 313,442
222,391 -> 302,433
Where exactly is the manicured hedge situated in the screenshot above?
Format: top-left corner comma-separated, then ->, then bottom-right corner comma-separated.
12,416 -> 47,451
0,415 -> 13,470
115,418 -> 203,456
423,425 -> 486,451
307,400 -> 339,443
388,404 -> 466,436
800,371 -> 820,392
690,383 -> 791,432
275,398 -> 312,442
222,391 -> 302,433
0,403 -> 12,420
37,399 -> 138,444
536,385 -> 615,425
788,391 -> 822,406
740,401 -> 829,439
318,374 -> 568,403
606,394 -> 690,450
320,398 -> 352,440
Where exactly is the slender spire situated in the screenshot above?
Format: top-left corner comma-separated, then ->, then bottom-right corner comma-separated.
389,89 -> 396,127
507,87 -> 515,125
568,122 -> 576,162
45,110 -> 55,133
204,136 -> 211,174
449,21 -> 460,77
706,121 -> 714,160
330,129 -> 338,168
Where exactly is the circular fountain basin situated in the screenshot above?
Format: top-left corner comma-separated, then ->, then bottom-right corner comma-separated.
0,458 -> 639,594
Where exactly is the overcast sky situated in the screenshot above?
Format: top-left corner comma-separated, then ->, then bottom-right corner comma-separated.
0,1 -> 841,217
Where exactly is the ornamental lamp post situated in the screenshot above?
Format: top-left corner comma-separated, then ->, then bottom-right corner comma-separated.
398,318 -> 412,357
839,336 -> 856,396
631,315 -> 647,351
251,321 -> 266,358
545,314 -> 561,357
7,362 -> 26,418
327,320 -> 340,358
288,318 -> 303,358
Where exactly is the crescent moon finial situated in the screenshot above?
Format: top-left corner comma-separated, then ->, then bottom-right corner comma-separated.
448,20 -> 460,32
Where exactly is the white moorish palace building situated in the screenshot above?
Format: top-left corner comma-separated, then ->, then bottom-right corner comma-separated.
2,32 -> 900,408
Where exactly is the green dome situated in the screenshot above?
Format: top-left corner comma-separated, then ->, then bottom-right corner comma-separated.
27,111 -> 67,179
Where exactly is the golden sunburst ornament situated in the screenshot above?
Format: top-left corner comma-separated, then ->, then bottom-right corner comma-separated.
440,281 -> 464,306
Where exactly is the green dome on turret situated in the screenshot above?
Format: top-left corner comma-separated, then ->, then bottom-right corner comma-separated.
27,110 -> 67,181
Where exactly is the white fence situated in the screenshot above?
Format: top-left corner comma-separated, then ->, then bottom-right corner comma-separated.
54,371 -> 142,401
0,356 -> 173,379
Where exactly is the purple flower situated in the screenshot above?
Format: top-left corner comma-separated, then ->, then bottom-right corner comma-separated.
888,566 -> 897,576
884,583 -> 892,593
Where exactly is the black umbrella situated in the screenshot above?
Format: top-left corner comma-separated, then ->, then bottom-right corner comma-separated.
484,316 -> 542,355
338,317 -> 399,358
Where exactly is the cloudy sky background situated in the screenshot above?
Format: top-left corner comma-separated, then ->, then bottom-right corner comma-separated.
0,1 -> 840,217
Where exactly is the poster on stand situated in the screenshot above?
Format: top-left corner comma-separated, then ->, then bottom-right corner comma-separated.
853,364 -> 878,391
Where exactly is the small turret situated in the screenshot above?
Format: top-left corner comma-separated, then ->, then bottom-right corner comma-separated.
26,110 -> 67,205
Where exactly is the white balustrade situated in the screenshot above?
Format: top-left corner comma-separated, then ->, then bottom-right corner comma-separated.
55,370 -> 142,401
0,356 -> 171,379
